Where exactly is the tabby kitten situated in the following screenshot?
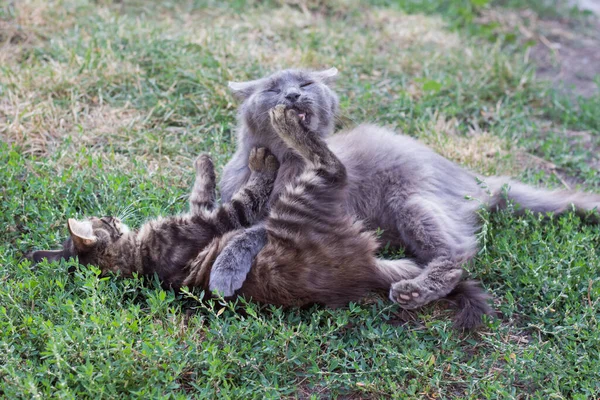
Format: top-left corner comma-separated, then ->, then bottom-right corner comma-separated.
214,68 -> 600,327
31,107 -> 447,314
30,147 -> 280,290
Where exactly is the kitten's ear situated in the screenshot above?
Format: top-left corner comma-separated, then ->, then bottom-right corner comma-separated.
28,249 -> 67,264
68,218 -> 97,252
228,79 -> 263,99
313,67 -> 338,84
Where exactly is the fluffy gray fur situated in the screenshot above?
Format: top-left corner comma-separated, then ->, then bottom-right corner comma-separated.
213,68 -> 600,318
209,224 -> 267,296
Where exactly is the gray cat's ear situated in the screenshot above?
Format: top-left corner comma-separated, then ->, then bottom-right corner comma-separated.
68,218 -> 97,251
228,79 -> 263,99
313,67 -> 338,84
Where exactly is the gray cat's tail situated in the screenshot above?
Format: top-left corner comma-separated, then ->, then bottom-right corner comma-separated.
483,176 -> 600,221
445,280 -> 494,330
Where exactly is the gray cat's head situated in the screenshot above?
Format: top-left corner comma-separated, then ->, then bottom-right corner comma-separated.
229,68 -> 339,138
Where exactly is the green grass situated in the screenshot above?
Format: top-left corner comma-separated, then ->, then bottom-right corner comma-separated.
1,0 -> 599,398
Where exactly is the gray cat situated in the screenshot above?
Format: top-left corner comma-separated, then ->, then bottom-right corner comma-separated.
212,68 -> 600,328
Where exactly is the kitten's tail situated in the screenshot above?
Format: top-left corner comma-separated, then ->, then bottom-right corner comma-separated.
483,176 -> 600,221
445,280 -> 494,330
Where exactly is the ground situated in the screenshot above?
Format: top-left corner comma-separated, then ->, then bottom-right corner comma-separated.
1,0 -> 599,398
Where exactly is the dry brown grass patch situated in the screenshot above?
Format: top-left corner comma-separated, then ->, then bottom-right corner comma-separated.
417,114 -> 522,177
174,5 -> 460,78
0,98 -> 143,156
0,0 -> 88,64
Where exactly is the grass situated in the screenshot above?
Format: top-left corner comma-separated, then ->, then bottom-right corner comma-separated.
1,0 -> 599,398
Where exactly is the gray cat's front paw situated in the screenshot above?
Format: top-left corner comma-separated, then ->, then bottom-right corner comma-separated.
209,225 -> 267,297
209,265 -> 247,297
389,279 -> 436,309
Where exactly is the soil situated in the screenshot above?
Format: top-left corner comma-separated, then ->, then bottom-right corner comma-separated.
529,16 -> 600,98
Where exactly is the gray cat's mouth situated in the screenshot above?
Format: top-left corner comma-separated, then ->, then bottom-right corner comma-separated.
290,107 -> 311,127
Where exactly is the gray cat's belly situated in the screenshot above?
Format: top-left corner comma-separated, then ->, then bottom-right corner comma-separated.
327,124 -> 483,248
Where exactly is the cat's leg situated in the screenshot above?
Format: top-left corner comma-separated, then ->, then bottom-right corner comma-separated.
209,224 -> 267,296
266,106 -> 423,302
211,147 -> 279,233
189,154 -> 217,215
375,259 -> 422,287
388,196 -> 478,309
269,105 -> 343,180
265,105 -> 349,243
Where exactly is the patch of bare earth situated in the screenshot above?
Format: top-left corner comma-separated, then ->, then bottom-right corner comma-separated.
478,8 -> 600,98
529,19 -> 600,98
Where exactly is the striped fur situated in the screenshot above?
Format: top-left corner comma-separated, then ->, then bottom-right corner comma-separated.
30,149 -> 280,291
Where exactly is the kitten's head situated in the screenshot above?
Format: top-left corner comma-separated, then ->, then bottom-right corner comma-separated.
229,68 -> 339,137
29,217 -> 137,277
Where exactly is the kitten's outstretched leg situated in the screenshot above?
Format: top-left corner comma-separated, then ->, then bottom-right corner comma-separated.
189,154 -> 217,215
211,147 -> 279,233
208,148 -> 278,296
269,105 -> 343,180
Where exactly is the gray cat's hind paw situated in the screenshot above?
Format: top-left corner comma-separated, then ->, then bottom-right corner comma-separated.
208,225 -> 268,297
389,279 -> 435,309
209,265 -> 248,298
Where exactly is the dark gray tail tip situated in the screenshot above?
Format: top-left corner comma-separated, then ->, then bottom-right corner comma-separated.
446,280 -> 495,331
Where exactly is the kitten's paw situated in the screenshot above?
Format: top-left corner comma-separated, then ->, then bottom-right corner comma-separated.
248,147 -> 279,174
389,279 -> 437,309
269,104 -> 287,129
194,154 -> 215,178
269,105 -> 305,137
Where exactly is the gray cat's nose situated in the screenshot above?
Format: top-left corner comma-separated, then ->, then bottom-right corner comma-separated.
285,90 -> 300,102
